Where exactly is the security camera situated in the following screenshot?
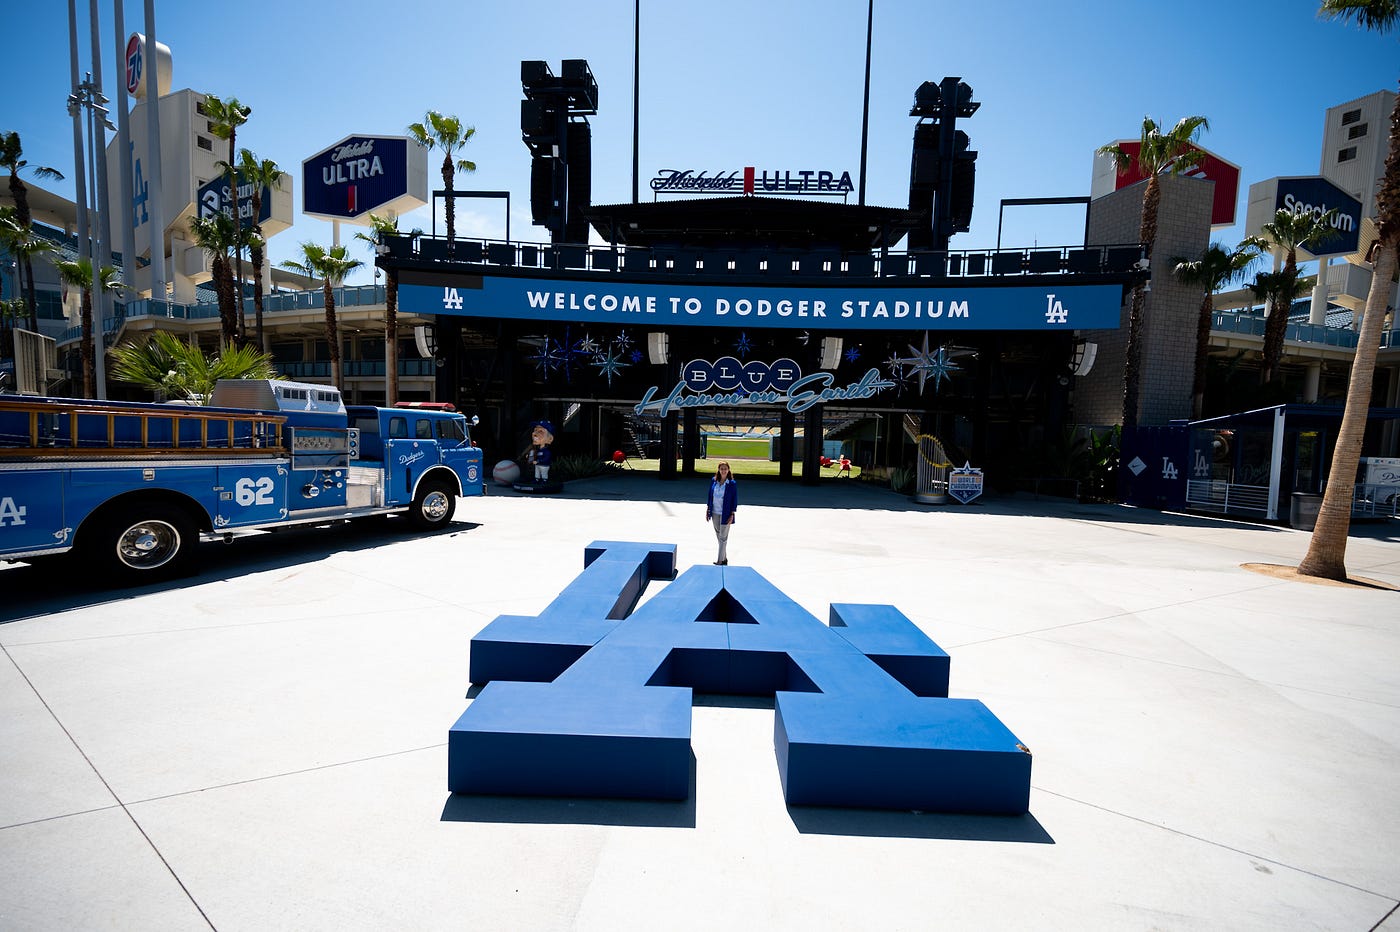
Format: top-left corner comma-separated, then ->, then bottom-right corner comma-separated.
1133,258 -> 1151,271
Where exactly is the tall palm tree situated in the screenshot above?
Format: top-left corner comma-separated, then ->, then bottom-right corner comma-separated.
1245,208 -> 1341,382
234,148 -> 285,348
280,243 -> 362,390
353,213 -> 405,404
1098,115 -> 1211,428
54,258 -> 120,398
2,206 -> 42,334
1172,241 -> 1262,418
110,329 -> 278,403
1300,0 -> 1398,580
203,96 -> 252,323
189,212 -> 239,343
406,111 -> 476,247
0,132 -> 64,331
0,215 -> 56,333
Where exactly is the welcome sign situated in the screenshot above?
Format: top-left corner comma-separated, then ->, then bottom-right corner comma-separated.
399,277 -> 1124,332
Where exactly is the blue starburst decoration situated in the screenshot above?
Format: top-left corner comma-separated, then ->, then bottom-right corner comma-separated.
629,349 -> 644,364
893,332 -> 960,394
528,337 -> 569,376
574,332 -> 600,356
843,345 -> 861,363
592,348 -> 629,387
734,331 -> 753,359
613,330 -> 635,354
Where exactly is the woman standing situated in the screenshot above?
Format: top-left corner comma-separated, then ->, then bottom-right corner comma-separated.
705,461 -> 738,565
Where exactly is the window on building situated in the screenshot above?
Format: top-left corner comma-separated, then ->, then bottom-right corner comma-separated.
1341,108 -> 1361,125
270,341 -> 303,363
196,136 -> 213,151
195,100 -> 207,115
1348,124 -> 1368,140
1338,147 -> 1358,163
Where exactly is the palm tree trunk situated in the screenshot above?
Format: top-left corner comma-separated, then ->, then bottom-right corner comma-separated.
80,291 -> 94,398
386,269 -> 399,405
325,283 -> 341,389
1192,294 -> 1213,419
229,137 -> 247,341
442,156 -> 455,245
250,241 -> 266,350
23,257 -> 38,331
1123,177 -> 1161,429
1297,243 -> 1396,580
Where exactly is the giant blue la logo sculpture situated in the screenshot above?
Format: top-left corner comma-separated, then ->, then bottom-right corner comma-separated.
449,542 -> 1032,814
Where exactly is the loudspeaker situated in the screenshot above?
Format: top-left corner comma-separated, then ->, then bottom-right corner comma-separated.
647,332 -> 669,364
819,337 -> 843,370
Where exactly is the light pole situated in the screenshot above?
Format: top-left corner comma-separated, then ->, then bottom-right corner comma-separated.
67,74 -> 117,399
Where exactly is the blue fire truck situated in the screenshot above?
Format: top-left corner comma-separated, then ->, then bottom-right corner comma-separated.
0,380 -> 484,582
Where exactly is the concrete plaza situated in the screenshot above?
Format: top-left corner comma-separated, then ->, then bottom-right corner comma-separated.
2,473 -> 1398,930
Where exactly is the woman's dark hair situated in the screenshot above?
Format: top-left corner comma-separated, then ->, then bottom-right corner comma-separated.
713,461 -> 734,482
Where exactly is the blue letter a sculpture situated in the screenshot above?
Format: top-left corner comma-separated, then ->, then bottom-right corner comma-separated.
449,541 -> 1032,814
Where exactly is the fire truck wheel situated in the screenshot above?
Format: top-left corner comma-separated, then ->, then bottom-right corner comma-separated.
88,503 -> 199,581
408,480 -> 457,530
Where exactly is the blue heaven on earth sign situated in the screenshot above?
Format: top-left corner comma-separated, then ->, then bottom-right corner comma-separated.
449,541 -> 1032,814
400,277 -> 1122,332
636,356 -> 895,417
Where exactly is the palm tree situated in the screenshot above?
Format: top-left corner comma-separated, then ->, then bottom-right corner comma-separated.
1172,241 -> 1262,418
188,211 -> 239,343
1299,0 -> 1398,580
1,130 -> 64,232
353,213 -> 406,404
406,111 -> 476,247
110,329 -> 278,403
1245,208 -> 1341,382
54,258 -> 120,398
1247,267 -> 1311,368
233,148 -> 285,348
0,297 -> 23,363
280,243 -> 362,390
203,96 -> 252,323
0,134 -> 63,331
1098,115 -> 1211,428
0,214 -> 56,333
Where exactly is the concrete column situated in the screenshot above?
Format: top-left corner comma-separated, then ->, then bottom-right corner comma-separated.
1309,258 -> 1329,325
1303,361 -> 1321,403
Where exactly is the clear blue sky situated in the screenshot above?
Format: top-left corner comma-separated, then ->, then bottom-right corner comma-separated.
3,0 -> 1395,286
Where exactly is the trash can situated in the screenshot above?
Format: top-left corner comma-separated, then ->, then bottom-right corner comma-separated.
1290,492 -> 1322,530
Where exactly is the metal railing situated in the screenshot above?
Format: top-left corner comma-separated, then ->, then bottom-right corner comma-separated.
389,234 -> 1150,282
57,285 -> 392,347
1186,479 -> 1270,516
1210,310 -> 1400,351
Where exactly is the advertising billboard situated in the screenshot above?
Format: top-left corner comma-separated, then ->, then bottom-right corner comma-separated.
301,135 -> 427,222
1091,140 -> 1240,228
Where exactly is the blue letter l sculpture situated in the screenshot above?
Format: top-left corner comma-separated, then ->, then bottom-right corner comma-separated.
449,541 -> 1032,814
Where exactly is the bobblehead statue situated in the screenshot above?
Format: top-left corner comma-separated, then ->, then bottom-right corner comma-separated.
514,419 -> 562,493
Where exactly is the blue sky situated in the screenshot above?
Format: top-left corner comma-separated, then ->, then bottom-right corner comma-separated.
3,0 -> 1395,286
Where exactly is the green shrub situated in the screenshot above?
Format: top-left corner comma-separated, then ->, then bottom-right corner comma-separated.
554,453 -> 607,482
889,466 -> 915,495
